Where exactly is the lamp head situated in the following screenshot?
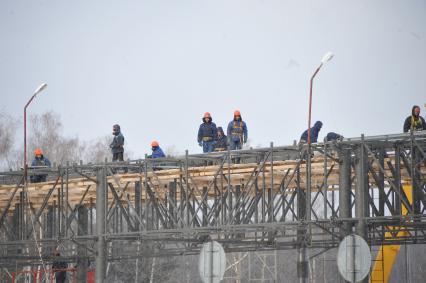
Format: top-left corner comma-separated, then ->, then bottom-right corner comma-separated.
321,52 -> 334,64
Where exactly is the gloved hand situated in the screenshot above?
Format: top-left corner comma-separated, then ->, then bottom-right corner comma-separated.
198,142 -> 203,147
243,139 -> 247,144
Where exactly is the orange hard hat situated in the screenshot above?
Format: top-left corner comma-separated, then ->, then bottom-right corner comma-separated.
234,110 -> 241,116
34,148 -> 43,155
204,112 -> 211,118
151,140 -> 159,147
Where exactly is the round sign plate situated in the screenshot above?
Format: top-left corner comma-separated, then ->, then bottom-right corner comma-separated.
337,234 -> 371,282
199,241 -> 226,283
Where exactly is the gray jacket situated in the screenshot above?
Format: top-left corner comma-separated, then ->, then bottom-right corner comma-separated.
110,132 -> 125,154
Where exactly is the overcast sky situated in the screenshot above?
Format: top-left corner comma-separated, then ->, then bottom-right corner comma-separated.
1,0 -> 425,157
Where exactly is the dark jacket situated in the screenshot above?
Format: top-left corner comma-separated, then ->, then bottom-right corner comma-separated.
31,156 -> 51,167
403,105 -> 426,132
326,132 -> 343,141
198,119 -> 218,143
227,118 -> 248,143
110,132 -> 125,154
300,121 -> 323,143
52,259 -> 67,282
151,146 -> 166,158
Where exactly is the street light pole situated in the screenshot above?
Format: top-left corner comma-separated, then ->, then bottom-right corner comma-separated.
307,52 -> 333,145
307,63 -> 322,146
306,52 -> 333,219
24,83 -> 48,183
299,52 -> 333,283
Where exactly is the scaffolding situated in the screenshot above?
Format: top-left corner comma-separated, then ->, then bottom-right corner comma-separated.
0,131 -> 425,282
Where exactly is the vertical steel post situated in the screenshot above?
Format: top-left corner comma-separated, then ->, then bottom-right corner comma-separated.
355,138 -> 369,239
135,181 -> 142,231
354,136 -> 370,283
339,148 -> 352,237
297,154 -> 307,283
269,142 -> 274,223
203,186 -> 208,227
77,205 -> 88,283
378,147 -> 385,216
96,167 -> 107,283
185,150 -> 190,227
45,206 -> 54,255
323,138 -> 328,219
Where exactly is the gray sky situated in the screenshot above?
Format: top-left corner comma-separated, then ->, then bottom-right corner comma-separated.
1,0 -> 425,157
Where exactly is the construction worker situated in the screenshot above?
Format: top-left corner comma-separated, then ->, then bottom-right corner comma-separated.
403,105 -> 426,132
325,132 -> 344,142
214,127 -> 228,151
300,121 -> 323,144
109,124 -> 125,161
52,251 -> 67,283
227,110 -> 248,150
197,112 -> 218,153
149,141 -> 166,158
30,148 -> 51,183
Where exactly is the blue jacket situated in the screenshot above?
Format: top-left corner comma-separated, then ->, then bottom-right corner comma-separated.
227,119 -> 248,143
151,147 -> 166,158
31,156 -> 51,167
300,121 -> 323,143
326,132 -> 343,141
198,121 -> 218,143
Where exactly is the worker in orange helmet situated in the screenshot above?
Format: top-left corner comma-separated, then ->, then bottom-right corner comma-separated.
227,110 -> 248,150
30,148 -> 51,183
197,112 -> 218,153
150,140 -> 165,158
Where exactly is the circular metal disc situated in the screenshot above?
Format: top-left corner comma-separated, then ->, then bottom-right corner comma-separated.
337,234 -> 371,282
199,241 -> 226,283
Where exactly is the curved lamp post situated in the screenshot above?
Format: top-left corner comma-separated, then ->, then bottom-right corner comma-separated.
307,52 -> 333,145
24,83 -> 48,182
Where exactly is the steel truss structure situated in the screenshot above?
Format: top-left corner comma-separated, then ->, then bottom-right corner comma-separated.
0,132 -> 426,281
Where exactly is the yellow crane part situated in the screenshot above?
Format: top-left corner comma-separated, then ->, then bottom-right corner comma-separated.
370,184 -> 412,283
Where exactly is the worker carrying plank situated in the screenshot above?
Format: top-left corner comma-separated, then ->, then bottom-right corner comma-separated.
227,110 -> 248,150
109,124 -> 125,161
214,127 -> 228,152
30,148 -> 51,183
197,112 -> 218,153
403,105 -> 426,132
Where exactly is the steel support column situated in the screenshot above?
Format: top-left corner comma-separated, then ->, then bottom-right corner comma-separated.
355,140 -> 369,283
96,167 -> 107,283
297,162 -> 307,283
77,205 -> 88,283
339,148 -> 352,237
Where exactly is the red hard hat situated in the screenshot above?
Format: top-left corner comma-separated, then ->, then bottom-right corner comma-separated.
234,110 -> 241,116
151,140 -> 159,147
203,112 -> 211,118
34,148 -> 43,155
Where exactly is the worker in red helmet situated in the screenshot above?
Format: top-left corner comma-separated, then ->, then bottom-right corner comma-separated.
150,140 -> 165,158
227,110 -> 248,150
30,148 -> 51,183
197,112 -> 218,153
